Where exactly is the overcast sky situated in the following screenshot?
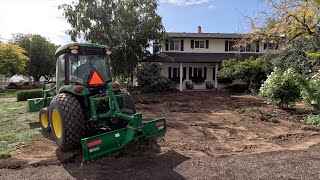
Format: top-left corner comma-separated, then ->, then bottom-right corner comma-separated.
0,0 -> 267,45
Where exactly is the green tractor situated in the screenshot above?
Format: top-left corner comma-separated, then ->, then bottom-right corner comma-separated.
27,43 -> 166,162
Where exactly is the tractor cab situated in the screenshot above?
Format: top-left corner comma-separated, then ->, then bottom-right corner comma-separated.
54,43 -> 112,92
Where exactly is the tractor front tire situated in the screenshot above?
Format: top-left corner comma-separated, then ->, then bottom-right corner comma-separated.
49,93 -> 86,151
39,108 -> 50,132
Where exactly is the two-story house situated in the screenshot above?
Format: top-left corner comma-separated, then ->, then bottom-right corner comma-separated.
148,26 -> 279,91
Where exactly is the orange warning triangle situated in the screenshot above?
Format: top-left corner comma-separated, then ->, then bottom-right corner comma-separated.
88,71 -> 104,86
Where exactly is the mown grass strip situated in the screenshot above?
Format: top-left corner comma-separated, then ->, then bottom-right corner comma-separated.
0,101 -> 40,157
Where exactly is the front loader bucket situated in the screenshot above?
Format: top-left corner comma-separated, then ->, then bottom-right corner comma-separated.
81,118 -> 166,163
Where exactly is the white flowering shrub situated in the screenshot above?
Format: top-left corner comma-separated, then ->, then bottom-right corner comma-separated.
301,71 -> 320,112
260,69 -> 301,108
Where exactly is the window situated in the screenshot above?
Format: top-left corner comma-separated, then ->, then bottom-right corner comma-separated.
189,67 -> 192,79
193,68 -> 198,77
169,40 -> 180,51
197,68 -> 202,77
225,40 -> 260,52
172,68 -> 180,78
193,40 -> 205,48
204,67 -> 207,79
56,54 -> 65,90
245,42 -> 256,52
183,67 -> 186,80
263,43 -> 278,50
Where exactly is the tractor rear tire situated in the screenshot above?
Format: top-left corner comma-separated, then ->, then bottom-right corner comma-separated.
39,108 -> 50,132
49,93 -> 86,151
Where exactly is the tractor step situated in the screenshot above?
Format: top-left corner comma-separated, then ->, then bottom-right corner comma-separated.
81,117 -> 166,162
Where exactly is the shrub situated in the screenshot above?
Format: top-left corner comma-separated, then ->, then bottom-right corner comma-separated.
305,114 -> 320,127
223,84 -> 249,93
260,69 -> 301,108
17,90 -> 43,101
218,57 -> 273,93
137,63 -> 176,93
300,71 -> 320,112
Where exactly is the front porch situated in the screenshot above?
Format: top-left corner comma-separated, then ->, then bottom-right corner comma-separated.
160,62 -> 220,91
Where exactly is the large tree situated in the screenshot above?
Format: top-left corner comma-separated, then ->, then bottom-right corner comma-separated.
12,34 -> 57,82
59,0 -> 165,82
244,0 -> 320,44
0,43 -> 29,76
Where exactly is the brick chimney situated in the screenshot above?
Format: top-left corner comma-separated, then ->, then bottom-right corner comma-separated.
197,26 -> 202,33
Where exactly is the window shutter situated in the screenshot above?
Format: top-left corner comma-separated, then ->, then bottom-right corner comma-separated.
225,41 -> 228,51
204,67 -> 207,79
189,67 -> 192,79
263,43 -> 267,50
191,40 -> 194,48
205,40 -> 209,49
181,40 -> 184,51
165,40 -> 169,51
168,67 -> 172,78
213,68 -> 216,80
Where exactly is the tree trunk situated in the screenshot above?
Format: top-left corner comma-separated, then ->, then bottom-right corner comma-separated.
33,75 -> 40,83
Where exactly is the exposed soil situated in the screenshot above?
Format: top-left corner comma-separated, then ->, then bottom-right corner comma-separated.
0,97 -> 16,102
2,91 -> 320,179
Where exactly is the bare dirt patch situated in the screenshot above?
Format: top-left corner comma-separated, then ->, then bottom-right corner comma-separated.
1,91 -> 320,179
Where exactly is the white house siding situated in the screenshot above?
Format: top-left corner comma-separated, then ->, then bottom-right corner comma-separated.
162,38 -> 278,54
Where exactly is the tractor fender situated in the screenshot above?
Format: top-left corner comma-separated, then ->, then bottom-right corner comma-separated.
58,85 -> 90,96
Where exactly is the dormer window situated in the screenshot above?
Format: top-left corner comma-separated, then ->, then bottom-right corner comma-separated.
169,40 -> 180,51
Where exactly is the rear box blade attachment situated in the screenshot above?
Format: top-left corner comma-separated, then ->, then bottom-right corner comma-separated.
81,118 -> 166,163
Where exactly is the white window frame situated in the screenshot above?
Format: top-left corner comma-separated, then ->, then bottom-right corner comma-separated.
169,40 -> 180,51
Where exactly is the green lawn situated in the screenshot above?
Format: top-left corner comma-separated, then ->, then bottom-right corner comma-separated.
0,101 -> 40,157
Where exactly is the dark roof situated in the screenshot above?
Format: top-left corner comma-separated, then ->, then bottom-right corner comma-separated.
167,32 -> 245,39
146,52 -> 261,63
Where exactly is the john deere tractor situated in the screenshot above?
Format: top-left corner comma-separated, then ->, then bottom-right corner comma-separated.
27,43 -> 166,162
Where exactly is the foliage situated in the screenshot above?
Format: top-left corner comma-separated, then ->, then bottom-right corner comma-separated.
11,34 -> 57,82
218,57 -> 273,93
59,0 -> 165,83
273,33 -> 320,76
0,43 -> 29,76
305,114 -> 320,127
246,0 -> 320,43
136,63 -> 176,93
16,89 -> 42,101
260,69 -> 301,108
190,76 -> 205,84
125,86 -> 142,95
0,101 -> 39,157
300,71 -> 320,112
223,84 -> 249,93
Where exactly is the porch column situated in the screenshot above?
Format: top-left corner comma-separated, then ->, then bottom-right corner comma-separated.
215,63 -> 218,89
180,63 -> 183,91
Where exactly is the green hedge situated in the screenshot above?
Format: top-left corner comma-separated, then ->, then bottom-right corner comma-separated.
17,90 -> 43,101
